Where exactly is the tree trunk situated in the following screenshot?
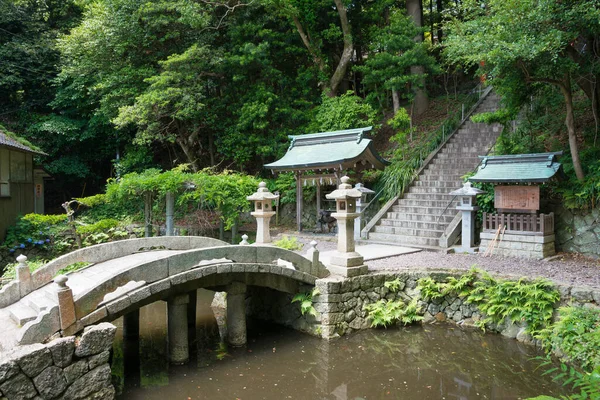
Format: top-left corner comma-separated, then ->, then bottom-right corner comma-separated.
559,75 -> 585,181
327,0 -> 354,97
392,90 -> 400,114
436,0 -> 443,42
406,0 -> 428,115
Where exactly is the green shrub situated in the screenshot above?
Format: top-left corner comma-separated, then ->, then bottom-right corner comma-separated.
538,306 -> 600,372
2,213 -> 70,255
273,235 -> 303,251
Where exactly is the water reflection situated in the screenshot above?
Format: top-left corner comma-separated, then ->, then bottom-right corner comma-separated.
113,291 -> 568,400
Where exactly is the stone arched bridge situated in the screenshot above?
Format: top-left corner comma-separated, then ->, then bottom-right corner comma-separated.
0,236 -> 329,352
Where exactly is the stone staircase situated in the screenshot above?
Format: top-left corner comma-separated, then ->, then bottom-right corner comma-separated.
366,91 -> 503,248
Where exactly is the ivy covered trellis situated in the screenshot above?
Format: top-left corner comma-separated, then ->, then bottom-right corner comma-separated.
100,166 -> 259,240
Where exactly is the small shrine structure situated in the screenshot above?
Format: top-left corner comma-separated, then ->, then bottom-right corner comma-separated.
264,127 -> 389,231
469,152 -> 563,259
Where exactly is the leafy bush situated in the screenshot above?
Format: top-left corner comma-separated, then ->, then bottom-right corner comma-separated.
529,364 -> 600,400
538,307 -> 600,372
310,91 -> 377,132
273,235 -> 303,251
2,214 -> 69,255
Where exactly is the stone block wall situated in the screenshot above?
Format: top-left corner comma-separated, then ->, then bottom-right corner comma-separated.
0,322 -> 116,400
554,205 -> 600,258
311,271 -> 600,340
479,232 -> 555,259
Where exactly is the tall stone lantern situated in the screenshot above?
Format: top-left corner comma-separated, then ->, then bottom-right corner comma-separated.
247,182 -> 279,244
325,176 -> 367,277
449,182 -> 485,253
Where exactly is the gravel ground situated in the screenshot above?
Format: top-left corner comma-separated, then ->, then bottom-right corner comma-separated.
277,232 -> 600,289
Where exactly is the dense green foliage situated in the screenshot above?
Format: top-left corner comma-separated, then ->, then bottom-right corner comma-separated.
539,307 -> 600,372
418,268 -> 560,336
292,287 -> 320,317
273,235 -> 303,251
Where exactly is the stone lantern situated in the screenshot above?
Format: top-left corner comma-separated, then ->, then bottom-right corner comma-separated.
325,176 -> 367,277
247,182 -> 279,244
449,182 -> 485,253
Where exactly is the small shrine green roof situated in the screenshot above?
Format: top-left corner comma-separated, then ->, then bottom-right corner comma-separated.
469,152 -> 563,184
264,127 -> 389,172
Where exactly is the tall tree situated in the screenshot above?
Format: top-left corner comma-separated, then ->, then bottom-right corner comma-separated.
354,11 -> 437,117
444,0 -> 600,181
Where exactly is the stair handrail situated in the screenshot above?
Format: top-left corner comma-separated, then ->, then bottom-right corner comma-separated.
361,85 -> 494,239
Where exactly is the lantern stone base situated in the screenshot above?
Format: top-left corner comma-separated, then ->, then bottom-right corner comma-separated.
480,232 -> 555,259
327,251 -> 368,277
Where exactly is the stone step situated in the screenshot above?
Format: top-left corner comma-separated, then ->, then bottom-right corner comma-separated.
407,186 -> 462,194
9,303 -> 38,326
390,204 -> 456,214
413,180 -> 463,188
368,232 -> 441,247
385,212 -> 455,223
373,225 -> 444,238
435,152 -> 484,159
417,174 -> 464,181
27,295 -> 51,313
379,219 -> 447,230
429,158 -> 482,165
396,198 -> 460,208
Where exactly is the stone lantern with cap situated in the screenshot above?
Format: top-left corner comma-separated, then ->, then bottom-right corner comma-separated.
449,182 -> 485,253
247,182 -> 279,244
325,176 -> 367,277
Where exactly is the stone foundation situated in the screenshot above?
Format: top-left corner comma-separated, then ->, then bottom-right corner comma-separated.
0,322 -> 116,400
479,232 -> 555,259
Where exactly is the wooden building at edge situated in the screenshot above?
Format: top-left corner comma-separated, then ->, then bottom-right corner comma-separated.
0,129 -> 48,242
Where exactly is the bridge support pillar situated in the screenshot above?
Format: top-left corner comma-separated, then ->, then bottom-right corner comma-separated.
123,309 -> 140,340
226,282 -> 247,347
167,294 -> 190,364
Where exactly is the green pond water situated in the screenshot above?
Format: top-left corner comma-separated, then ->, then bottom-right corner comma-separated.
112,289 -> 569,400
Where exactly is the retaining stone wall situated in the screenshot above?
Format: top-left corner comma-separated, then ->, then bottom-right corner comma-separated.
248,271 -> 600,341
0,322 -> 116,400
554,205 -> 600,259
307,271 -> 600,340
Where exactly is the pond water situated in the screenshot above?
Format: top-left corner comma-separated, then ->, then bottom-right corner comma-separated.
112,289 -> 568,400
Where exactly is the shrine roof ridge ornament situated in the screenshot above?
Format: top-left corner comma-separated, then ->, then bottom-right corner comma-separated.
469,151 -> 564,184
264,126 -> 389,172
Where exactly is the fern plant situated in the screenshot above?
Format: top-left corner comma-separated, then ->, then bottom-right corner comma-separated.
364,298 -> 424,328
417,268 -> 560,336
292,287 -> 320,317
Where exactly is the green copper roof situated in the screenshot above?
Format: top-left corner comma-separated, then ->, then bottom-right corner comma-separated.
469,152 -> 563,183
264,127 -> 389,171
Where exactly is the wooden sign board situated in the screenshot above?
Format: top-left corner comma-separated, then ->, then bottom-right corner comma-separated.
494,185 -> 540,213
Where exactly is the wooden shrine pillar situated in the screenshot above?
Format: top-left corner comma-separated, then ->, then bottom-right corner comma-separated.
296,171 -> 303,231
316,180 -> 321,226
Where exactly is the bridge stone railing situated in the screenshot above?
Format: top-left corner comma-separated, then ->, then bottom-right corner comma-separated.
0,236 -> 229,308
73,245 -> 329,321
